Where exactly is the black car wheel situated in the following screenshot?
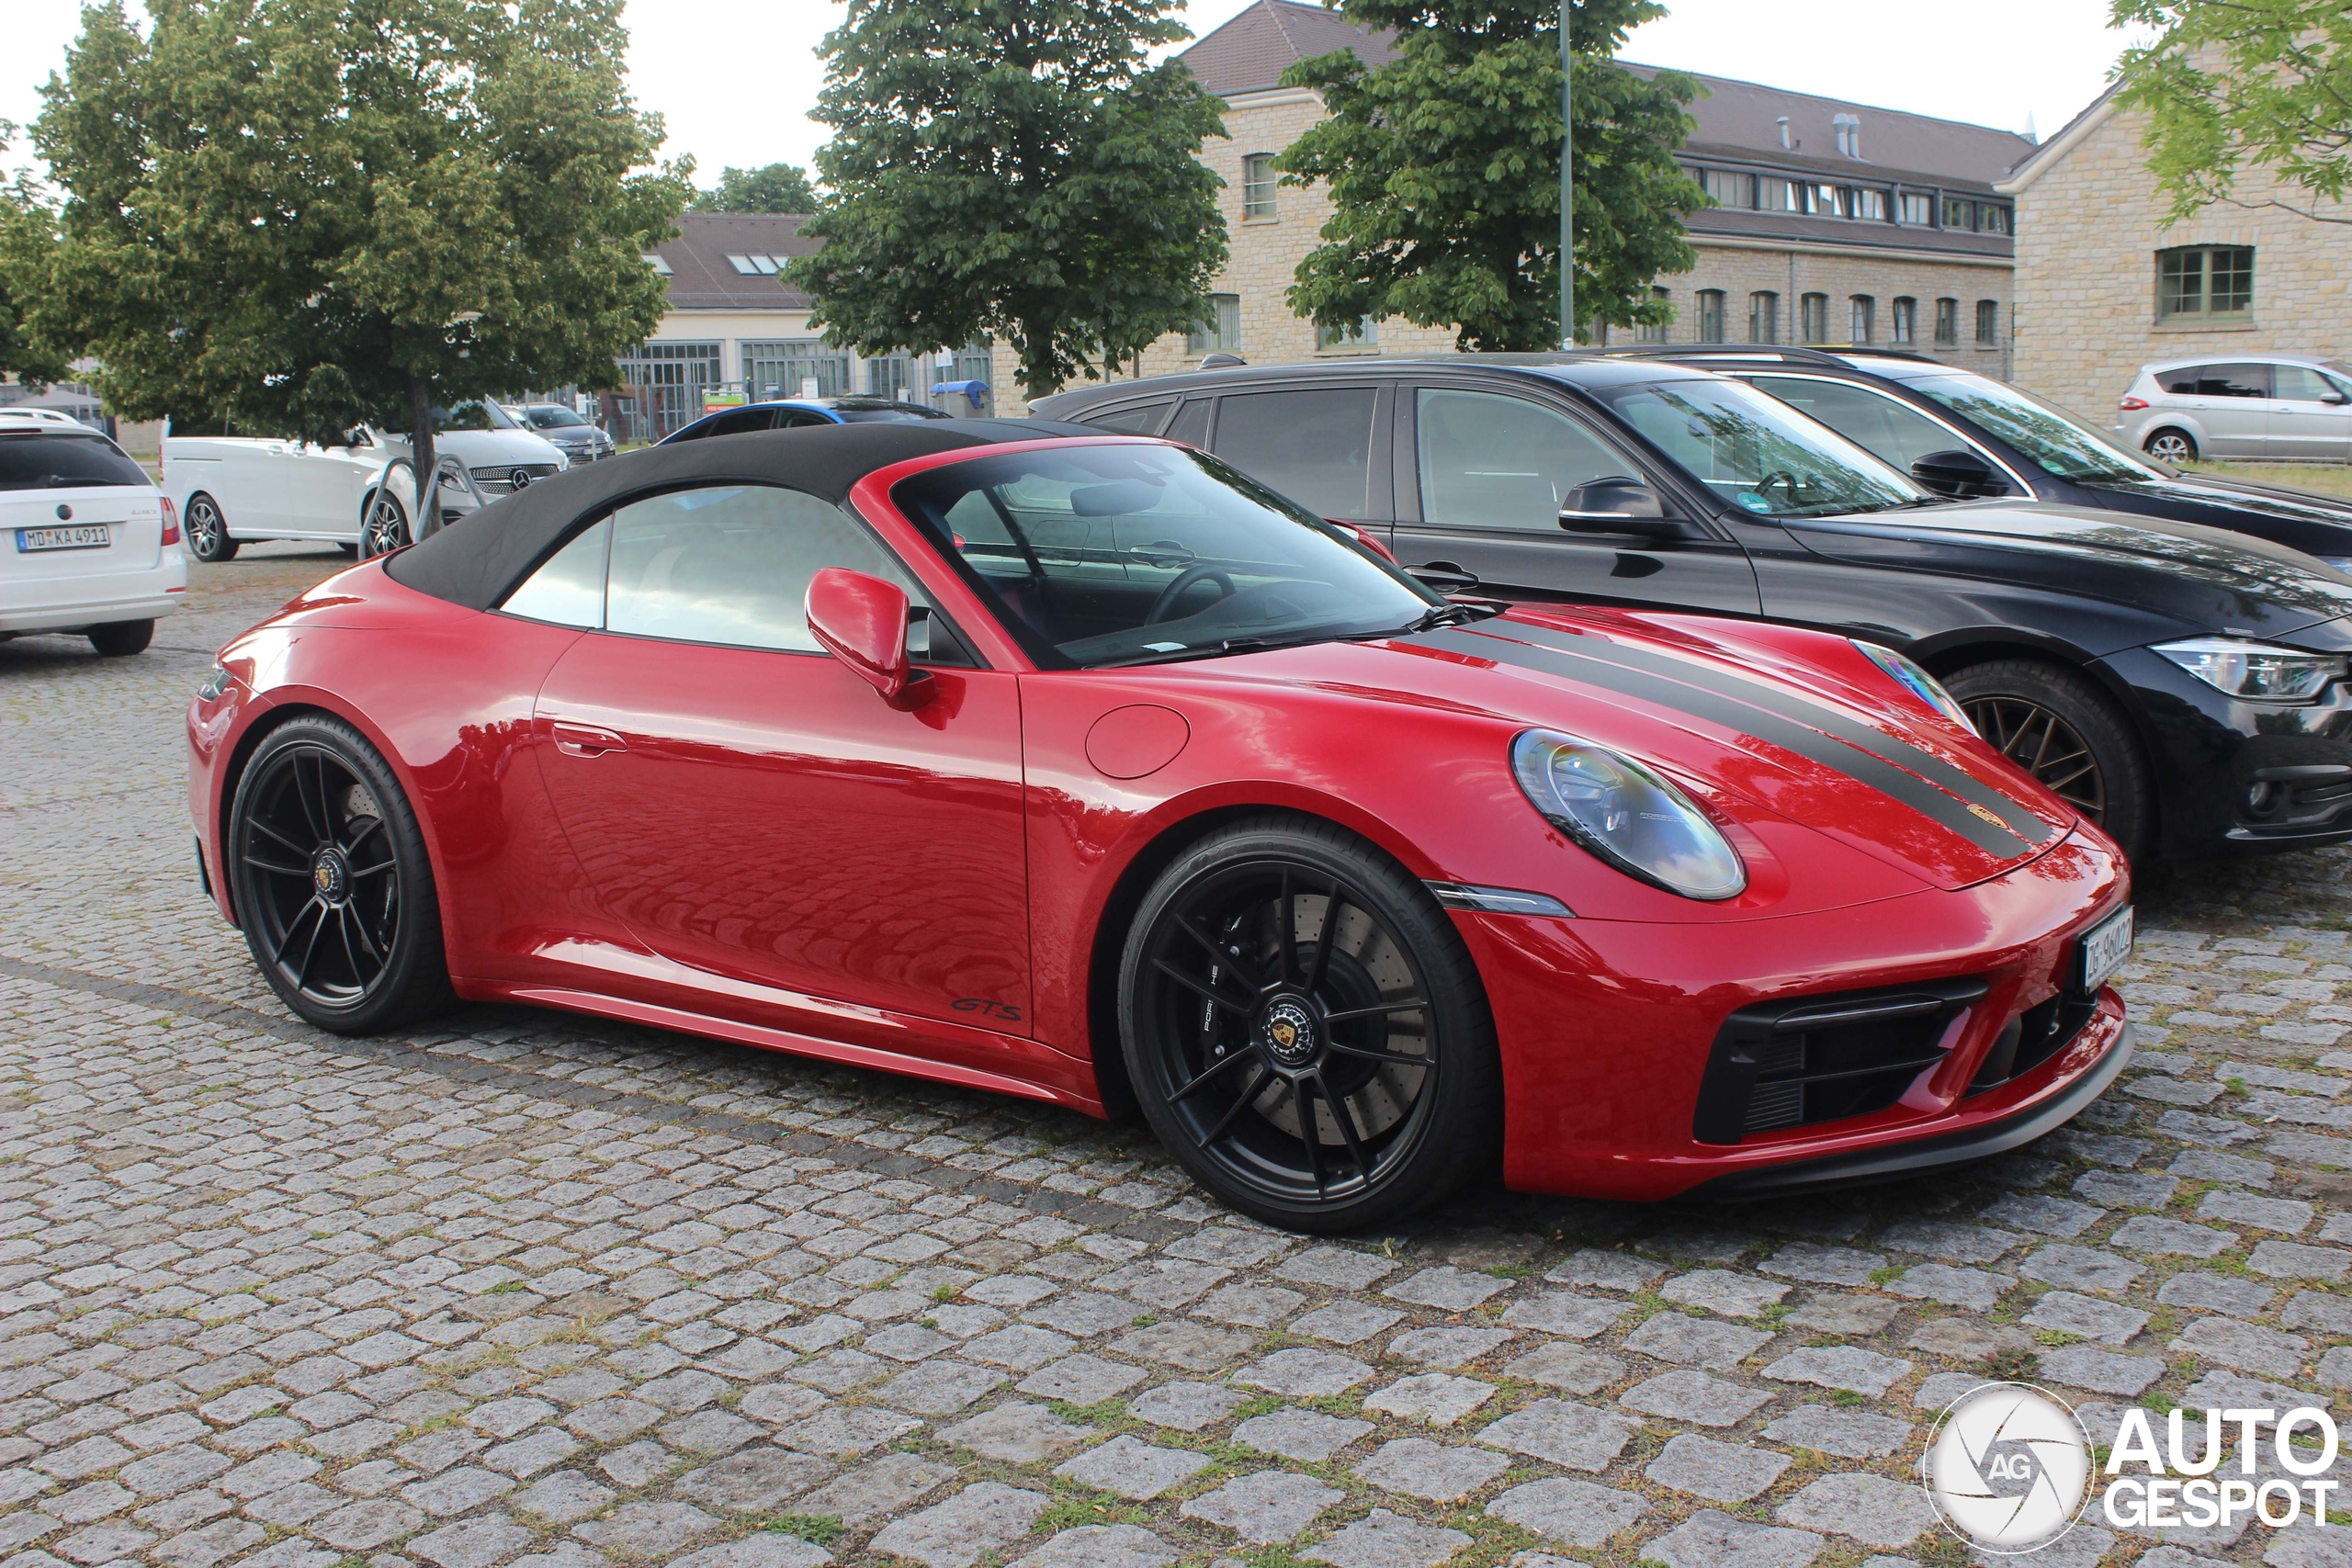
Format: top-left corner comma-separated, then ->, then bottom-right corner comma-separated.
359,490 -> 410,558
229,716 -> 454,1033
184,491 -> 238,562
1120,816 -> 1499,1232
2144,428 -> 2199,464
1947,659 -> 2153,861
87,620 -> 153,657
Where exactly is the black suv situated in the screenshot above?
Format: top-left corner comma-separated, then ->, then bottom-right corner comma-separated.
1616,346 -> 2352,574
1035,356 -> 2352,863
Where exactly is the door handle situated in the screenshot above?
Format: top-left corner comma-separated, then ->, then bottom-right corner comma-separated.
1408,559 -> 1482,591
551,722 -> 628,757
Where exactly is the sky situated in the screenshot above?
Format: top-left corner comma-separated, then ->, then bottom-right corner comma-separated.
3,0 -> 2149,186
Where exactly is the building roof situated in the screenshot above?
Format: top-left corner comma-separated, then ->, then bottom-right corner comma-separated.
1642,67 -> 2039,188
1179,0 -> 1400,98
650,212 -> 821,312
1996,81 -> 2122,195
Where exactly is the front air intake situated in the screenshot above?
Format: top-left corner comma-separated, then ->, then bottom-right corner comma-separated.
1692,977 -> 1988,1144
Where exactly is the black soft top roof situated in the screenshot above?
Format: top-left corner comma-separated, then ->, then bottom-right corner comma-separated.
386,418 -> 1096,611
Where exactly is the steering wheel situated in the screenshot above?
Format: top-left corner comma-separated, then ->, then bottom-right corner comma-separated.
1148,564 -> 1238,625
1751,470 -> 1804,506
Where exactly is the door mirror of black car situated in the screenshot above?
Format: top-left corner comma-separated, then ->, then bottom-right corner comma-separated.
1910,448 -> 2008,499
1558,479 -> 1681,540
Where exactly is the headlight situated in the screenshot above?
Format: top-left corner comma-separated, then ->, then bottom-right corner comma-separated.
1852,639 -> 1976,735
2153,637 -> 2346,701
1510,729 -> 1747,900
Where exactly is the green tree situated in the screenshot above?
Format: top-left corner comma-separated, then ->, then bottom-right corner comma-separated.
0,130 -> 71,387
695,163 -> 820,212
2112,0 -> 2352,225
26,0 -> 688,496
1277,0 -> 1706,349
788,0 -> 1229,401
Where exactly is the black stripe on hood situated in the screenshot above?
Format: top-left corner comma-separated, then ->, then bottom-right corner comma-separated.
1412,624 -> 2041,861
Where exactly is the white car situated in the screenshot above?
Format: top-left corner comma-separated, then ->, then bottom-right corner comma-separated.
0,408 -> 184,656
2116,354 -> 2352,464
163,401 -> 565,562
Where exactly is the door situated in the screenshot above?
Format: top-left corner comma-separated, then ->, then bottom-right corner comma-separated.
526,482 -> 1031,1028
2157,362 -> 2270,457
1394,384 -> 1761,615
2268,365 -> 2352,461
282,442 -> 369,537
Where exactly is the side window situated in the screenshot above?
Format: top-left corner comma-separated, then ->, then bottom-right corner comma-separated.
1747,377 -> 1969,478
2273,366 -> 2339,403
501,518 -> 610,627
1080,400 -> 1175,435
1209,388 -> 1378,519
1415,389 -> 1637,532
1163,400 -> 1211,447
705,408 -> 780,437
775,410 -> 829,429
604,485 -> 926,652
2158,366 -> 2208,396
2199,363 -> 2271,399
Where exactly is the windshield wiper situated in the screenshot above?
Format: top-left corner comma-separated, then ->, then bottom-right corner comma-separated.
1384,602 -> 1491,636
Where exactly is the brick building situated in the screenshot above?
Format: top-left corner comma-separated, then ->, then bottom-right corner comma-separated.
1027,0 -> 2041,399
1996,81 -> 2352,423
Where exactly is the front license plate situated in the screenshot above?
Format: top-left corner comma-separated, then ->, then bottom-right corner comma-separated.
16,525 -> 111,552
2077,905 -> 2135,993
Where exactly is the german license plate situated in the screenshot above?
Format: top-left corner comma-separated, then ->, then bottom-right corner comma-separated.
2077,905 -> 2135,993
16,525 -> 111,552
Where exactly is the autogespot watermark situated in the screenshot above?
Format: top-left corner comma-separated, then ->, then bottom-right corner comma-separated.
1920,1382 -> 2344,1554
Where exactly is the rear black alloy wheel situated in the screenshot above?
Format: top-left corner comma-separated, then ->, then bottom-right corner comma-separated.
2144,428 -> 2198,464
229,716 -> 453,1032
1947,658 -> 2152,861
1121,818 -> 1498,1231
184,491 -> 238,562
359,491 -> 409,558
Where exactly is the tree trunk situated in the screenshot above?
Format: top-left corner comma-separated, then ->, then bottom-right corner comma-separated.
1017,324 -> 1059,408
406,374 -> 436,527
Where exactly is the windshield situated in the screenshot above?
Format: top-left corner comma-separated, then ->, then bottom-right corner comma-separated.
1902,372 -> 2163,483
1590,378 -> 1922,517
0,433 -> 152,491
434,400 -> 520,432
523,406 -> 589,429
893,444 -> 1441,669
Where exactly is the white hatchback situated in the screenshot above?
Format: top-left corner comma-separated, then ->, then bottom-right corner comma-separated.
0,409 -> 184,656
2116,354 -> 2352,464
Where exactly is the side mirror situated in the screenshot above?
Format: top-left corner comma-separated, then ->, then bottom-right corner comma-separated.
2324,391 -> 2349,406
1909,448 -> 2007,499
1558,479 -> 1682,540
807,568 -> 934,709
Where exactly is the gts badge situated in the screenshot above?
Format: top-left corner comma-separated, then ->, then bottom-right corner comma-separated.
954,998 -> 1022,1022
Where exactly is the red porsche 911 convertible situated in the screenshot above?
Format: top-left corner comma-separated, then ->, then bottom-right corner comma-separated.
188,421 -> 2134,1230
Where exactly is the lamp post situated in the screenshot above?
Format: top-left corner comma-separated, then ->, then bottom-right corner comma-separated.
1559,0 -> 1573,351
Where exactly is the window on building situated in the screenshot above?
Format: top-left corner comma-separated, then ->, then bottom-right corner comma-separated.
1242,153 -> 1278,220
1979,205 -> 2012,235
1849,295 -> 1876,343
1940,197 -> 1974,230
742,340 -> 851,400
1760,179 -> 1802,213
1696,289 -> 1727,344
1975,299 -> 1999,345
2156,245 -> 2256,322
640,253 -> 673,276
1634,286 -> 1672,343
1933,298 -> 1959,346
1702,169 -> 1754,209
1801,293 -> 1830,344
1316,317 -> 1379,352
1899,192 -> 1933,226
1810,185 -> 1849,218
865,355 -> 916,400
1187,294 -> 1242,355
1852,189 -> 1888,221
1748,291 -> 1780,344
1891,297 -> 1917,344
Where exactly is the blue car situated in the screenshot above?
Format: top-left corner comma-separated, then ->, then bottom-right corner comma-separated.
658,397 -> 953,445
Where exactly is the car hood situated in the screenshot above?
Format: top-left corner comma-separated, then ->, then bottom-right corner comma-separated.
1782,497 -> 2352,637
388,428 -> 567,468
2078,472 -> 2352,531
1218,605 -> 2080,895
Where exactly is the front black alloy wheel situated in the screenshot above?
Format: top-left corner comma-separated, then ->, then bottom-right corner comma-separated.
229,716 -> 453,1032
184,491 -> 238,562
1121,817 -> 1499,1231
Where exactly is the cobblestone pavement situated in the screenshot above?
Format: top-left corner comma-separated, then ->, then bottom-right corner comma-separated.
6,546 -> 2352,1568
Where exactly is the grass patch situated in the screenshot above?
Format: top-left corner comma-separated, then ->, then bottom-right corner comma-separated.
1034,1495 -> 1147,1533
753,1512 -> 843,1546
2031,1330 -> 2084,1347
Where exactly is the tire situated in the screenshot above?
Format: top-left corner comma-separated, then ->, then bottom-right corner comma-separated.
2144,427 -> 2198,464
1946,659 -> 2154,863
1118,815 -> 1501,1232
358,490 -> 409,559
184,491 -> 238,562
228,715 -> 455,1033
87,620 -> 153,657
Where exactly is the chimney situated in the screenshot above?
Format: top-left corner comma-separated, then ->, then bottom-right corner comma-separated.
1776,116 -> 1792,150
1832,112 -> 1860,159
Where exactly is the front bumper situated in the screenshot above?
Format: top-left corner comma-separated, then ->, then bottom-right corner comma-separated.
1455,829 -> 2131,1201
0,558 -> 187,635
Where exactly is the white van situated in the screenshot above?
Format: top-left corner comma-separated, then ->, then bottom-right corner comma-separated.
163,402 -> 563,562
0,408 -> 184,656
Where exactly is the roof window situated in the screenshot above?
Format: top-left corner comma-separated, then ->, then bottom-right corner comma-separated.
641,254 -> 673,275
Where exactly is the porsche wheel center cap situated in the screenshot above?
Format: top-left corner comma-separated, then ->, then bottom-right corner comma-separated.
1261,998 -> 1318,1066
311,848 -> 350,904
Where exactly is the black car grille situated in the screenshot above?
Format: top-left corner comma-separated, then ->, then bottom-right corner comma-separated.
470,463 -> 562,493
1969,992 -> 2099,1093
1693,977 -> 1989,1144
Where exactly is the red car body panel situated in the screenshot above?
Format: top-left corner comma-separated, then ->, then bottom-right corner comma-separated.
189,435 -> 2132,1199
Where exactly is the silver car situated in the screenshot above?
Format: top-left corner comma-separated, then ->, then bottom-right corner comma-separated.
2116,353 -> 2352,464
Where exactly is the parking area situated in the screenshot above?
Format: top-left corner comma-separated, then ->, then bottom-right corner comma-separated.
4,547 -> 2352,1568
